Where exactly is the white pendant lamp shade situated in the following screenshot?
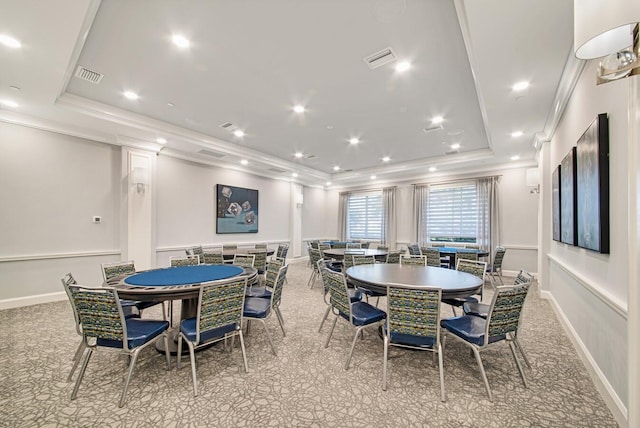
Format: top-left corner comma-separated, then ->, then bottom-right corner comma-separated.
574,0 -> 640,59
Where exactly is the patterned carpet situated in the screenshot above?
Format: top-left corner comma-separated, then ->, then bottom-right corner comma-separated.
0,260 -> 618,427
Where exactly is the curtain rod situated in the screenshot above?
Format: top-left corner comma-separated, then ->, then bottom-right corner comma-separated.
412,174 -> 502,187
339,185 -> 397,195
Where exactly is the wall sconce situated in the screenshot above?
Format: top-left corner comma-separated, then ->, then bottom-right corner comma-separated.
526,168 -> 540,194
295,192 -> 304,206
130,167 -> 149,194
574,1 -> 640,84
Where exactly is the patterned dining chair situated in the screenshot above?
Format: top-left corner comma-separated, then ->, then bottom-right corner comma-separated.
383,284 -> 445,402
66,283 -> 171,407
442,259 -> 487,315
177,277 -> 248,396
232,254 -> 255,268
101,261 -> 164,318
308,248 -> 323,288
385,250 -> 402,264
276,243 -> 289,260
346,242 -> 362,249
318,259 -> 362,332
401,256 -> 427,266
185,245 -> 204,263
422,247 -> 442,267
323,268 -> 386,369
202,252 -> 224,264
377,245 -> 389,251
407,243 -> 422,256
246,258 -> 284,299
441,282 -> 530,401
254,243 -> 268,250
249,250 -> 268,282
486,246 -> 507,286
170,255 -> 200,267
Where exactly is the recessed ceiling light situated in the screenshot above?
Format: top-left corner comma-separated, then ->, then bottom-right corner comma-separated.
124,91 -> 139,100
429,167 -> 437,172
349,138 -> 360,145
432,116 -> 444,125
395,61 -> 411,72
292,172 -> 298,178
326,181 -> 332,186
327,125 -> 334,130
370,175 -> 377,180
512,81 -> 529,91
0,99 -> 18,108
382,156 -> 391,162
450,143 -> 461,150
167,102 -> 175,107
293,105 -> 305,113
333,166 -> 340,171
171,34 -> 190,49
0,34 -> 21,49
511,155 -> 520,161
233,130 -> 245,137
156,137 -> 167,144
294,152 -> 303,158
240,159 -> 248,165
511,131 -> 523,138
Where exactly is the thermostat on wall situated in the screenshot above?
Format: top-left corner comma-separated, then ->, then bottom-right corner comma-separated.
92,216 -> 102,223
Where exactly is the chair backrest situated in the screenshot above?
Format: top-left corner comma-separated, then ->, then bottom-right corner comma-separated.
254,243 -> 268,249
493,246 -> 507,269
377,245 -> 389,251
353,255 -> 376,265
270,264 -> 288,308
232,254 -> 255,268
346,242 -> 362,249
321,268 -> 352,321
430,243 -> 445,248
407,243 -> 422,256
386,284 -> 442,345
186,245 -> 204,261
309,241 -> 319,250
343,255 -> 355,270
309,248 -> 323,272
249,250 -> 267,272
171,255 -> 200,267
67,284 -> 127,347
485,283 -> 530,345
514,269 -> 533,285
101,260 -> 136,281
456,252 -> 478,262
195,277 -> 247,344
276,244 -> 289,259
265,257 -> 285,287
465,244 -> 480,249
456,259 -> 487,281
422,247 -> 441,267
332,242 -> 347,249
318,243 -> 331,252
401,256 -> 427,266
223,243 -> 238,251
61,273 -> 82,335
202,252 -> 224,264
360,242 -> 371,249
386,250 -> 402,264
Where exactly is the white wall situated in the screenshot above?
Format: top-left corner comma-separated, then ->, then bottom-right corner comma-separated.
540,59 -> 630,422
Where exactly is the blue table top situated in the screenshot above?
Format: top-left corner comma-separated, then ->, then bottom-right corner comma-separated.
124,264 -> 244,287
438,247 -> 483,253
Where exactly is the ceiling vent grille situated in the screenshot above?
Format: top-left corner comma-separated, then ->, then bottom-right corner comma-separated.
363,47 -> 397,69
219,122 -> 237,131
305,154 -> 317,159
423,125 -> 444,133
268,167 -> 287,174
74,66 -> 103,84
197,149 -> 227,159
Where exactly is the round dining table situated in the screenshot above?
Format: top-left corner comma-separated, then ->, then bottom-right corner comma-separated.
436,247 -> 490,268
106,264 -> 257,354
322,248 -> 388,261
345,263 -> 483,299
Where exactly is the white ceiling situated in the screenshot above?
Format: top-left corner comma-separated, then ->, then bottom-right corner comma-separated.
0,0 -> 575,188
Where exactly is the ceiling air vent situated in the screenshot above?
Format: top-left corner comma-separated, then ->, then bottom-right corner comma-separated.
218,122 -> 237,131
197,149 -> 227,159
305,154 -> 317,160
423,125 -> 444,133
363,47 -> 397,69
268,167 -> 287,174
74,66 -> 103,84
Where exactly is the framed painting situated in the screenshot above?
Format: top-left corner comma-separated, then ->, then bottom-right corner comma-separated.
216,184 -> 259,234
552,165 -> 561,242
560,147 -> 577,246
576,113 -> 610,253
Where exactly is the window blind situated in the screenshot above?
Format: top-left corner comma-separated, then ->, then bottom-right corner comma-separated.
346,191 -> 382,240
425,183 -> 477,243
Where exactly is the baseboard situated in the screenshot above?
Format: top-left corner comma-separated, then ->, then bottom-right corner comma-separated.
539,289 -> 628,426
0,291 -> 67,310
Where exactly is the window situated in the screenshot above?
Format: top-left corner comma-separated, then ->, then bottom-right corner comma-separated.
346,191 -> 382,240
425,183 -> 477,243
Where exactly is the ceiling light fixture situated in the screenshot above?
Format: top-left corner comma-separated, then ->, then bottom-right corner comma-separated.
156,137 -> 167,144
233,130 -> 245,137
293,105 -> 305,113
370,175 -> 377,180
511,155 -> 520,161
291,173 -> 298,178
171,34 -> 190,49
511,131 -> 523,138
294,152 -> 303,158
0,99 -> 18,108
349,138 -> 360,145
333,166 -> 340,171
382,156 -> 390,162
431,116 -> 444,125
326,181 -> 332,186
512,81 -> 530,91
0,34 -> 21,49
429,167 -> 437,172
450,143 -> 461,150
124,91 -> 139,100
395,61 -> 411,72
240,159 -> 248,165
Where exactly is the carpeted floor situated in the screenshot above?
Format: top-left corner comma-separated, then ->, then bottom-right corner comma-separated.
0,260 -> 618,427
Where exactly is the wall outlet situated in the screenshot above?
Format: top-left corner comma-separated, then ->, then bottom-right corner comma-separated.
92,216 -> 102,223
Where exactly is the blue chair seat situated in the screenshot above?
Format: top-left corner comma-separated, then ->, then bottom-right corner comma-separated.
387,329 -> 436,348
243,296 -> 271,318
463,301 -> 490,318
349,289 -> 363,303
97,319 -> 169,349
440,316 -> 505,346
180,317 -> 238,343
442,296 -> 478,308
339,301 -> 386,326
246,287 -> 272,299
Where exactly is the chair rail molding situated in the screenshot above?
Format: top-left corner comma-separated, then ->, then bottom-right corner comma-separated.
0,249 -> 121,263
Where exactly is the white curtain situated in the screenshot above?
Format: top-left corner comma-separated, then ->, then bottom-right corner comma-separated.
477,177 -> 500,264
337,191 -> 349,241
381,186 -> 397,249
412,184 -> 430,245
